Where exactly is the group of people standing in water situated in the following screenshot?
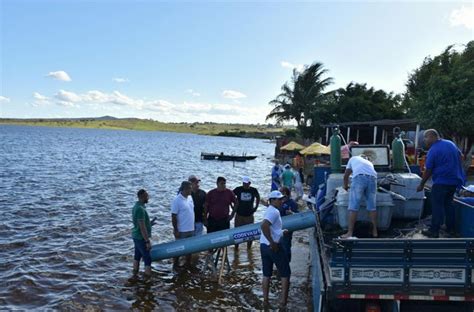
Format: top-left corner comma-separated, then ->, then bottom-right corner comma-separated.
131,169 -> 301,308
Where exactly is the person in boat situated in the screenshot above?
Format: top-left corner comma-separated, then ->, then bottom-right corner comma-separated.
260,190 -> 290,308
132,189 -> 152,276
278,186 -> 298,262
341,153 -> 378,238
171,181 -> 195,267
204,176 -> 237,233
188,175 -> 207,236
233,176 -> 260,250
271,160 -> 283,191
416,129 -> 465,238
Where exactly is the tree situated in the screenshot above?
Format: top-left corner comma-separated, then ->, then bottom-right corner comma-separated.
266,62 -> 333,139
330,82 -> 405,123
405,41 -> 474,168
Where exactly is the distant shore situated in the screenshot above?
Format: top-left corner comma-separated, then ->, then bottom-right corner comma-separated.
0,117 -> 285,139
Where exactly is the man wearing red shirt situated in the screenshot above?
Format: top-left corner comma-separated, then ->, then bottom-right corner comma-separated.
204,176 -> 237,233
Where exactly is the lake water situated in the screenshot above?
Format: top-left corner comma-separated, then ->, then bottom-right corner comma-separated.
0,125 -> 312,310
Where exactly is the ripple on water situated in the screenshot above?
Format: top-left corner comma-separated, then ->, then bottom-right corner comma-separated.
1,126 -> 313,310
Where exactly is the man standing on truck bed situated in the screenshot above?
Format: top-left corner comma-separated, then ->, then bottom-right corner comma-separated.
341,153 -> 378,238
417,129 -> 465,238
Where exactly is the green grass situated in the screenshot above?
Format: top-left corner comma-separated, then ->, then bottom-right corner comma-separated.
0,118 -> 285,138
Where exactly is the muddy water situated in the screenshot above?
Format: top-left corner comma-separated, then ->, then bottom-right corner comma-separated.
0,125 -> 312,310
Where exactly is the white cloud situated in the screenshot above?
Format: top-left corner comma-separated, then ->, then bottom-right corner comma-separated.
222,90 -> 247,100
46,71 -> 72,82
113,77 -> 129,83
186,89 -> 201,97
450,6 -> 474,30
32,92 -> 51,106
0,96 -> 10,103
57,101 -> 79,108
55,90 -> 82,102
33,89 -> 268,123
281,61 -> 304,72
33,92 -> 48,101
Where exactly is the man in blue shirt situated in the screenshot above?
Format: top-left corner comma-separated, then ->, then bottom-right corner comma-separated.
417,129 -> 465,238
278,187 -> 298,262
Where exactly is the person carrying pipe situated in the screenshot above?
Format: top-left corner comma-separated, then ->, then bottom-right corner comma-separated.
341,153 -> 378,238
233,176 -> 260,250
171,181 -> 195,267
203,176 -> 237,233
260,190 -> 291,308
188,175 -> 207,236
131,189 -> 153,277
278,186 -> 298,262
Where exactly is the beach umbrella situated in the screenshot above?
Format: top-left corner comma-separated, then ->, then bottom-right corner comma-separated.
280,141 -> 306,152
300,142 -> 331,155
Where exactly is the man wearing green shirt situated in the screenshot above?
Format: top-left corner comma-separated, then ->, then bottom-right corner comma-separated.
132,189 -> 152,276
281,164 -> 295,189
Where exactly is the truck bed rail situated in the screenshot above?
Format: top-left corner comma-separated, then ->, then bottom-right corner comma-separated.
328,238 -> 474,300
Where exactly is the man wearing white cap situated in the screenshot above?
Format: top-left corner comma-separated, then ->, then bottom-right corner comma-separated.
233,176 -> 260,250
260,190 -> 290,308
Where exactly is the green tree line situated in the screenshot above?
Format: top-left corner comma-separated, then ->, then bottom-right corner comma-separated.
267,41 -> 473,161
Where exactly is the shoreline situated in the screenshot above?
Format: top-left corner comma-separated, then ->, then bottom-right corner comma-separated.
0,118 -> 285,139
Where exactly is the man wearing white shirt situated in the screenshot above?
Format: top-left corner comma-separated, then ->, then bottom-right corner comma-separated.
260,190 -> 290,308
342,154 -> 378,238
171,181 -> 195,266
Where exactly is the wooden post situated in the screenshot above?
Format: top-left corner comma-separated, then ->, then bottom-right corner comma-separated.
373,126 -> 378,144
218,247 -> 227,284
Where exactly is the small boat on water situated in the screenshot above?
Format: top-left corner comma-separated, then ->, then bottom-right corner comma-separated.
201,152 -> 257,162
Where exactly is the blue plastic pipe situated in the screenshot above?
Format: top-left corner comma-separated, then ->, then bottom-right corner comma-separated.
150,210 -> 316,261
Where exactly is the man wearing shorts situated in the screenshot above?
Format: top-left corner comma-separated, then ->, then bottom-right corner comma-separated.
260,190 -> 290,308
233,176 -> 260,249
132,189 -> 152,276
171,181 -> 195,266
341,153 -> 378,238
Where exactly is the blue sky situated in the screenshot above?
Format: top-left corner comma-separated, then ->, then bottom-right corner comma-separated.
0,0 -> 473,124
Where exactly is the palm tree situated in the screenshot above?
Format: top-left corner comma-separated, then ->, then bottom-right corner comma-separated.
266,62 -> 333,138
266,70 -> 302,126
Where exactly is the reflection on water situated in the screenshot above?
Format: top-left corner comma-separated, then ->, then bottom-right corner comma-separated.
0,125 -> 311,310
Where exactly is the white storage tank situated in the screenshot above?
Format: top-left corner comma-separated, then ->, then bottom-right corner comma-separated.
335,189 -> 394,230
391,173 -> 425,219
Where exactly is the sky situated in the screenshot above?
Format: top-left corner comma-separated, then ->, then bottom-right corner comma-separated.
0,0 -> 473,124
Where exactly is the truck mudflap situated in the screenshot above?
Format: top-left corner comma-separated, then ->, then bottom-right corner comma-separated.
328,238 -> 474,301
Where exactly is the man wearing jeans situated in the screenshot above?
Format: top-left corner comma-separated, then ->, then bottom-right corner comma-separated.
260,190 -> 290,308
417,129 -> 465,238
341,153 -> 378,238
